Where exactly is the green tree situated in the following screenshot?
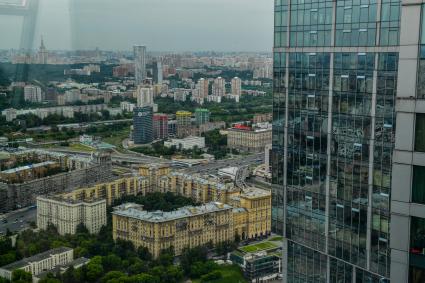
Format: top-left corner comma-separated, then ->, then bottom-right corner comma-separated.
101,110 -> 111,120
102,254 -> 122,272
157,247 -> 174,266
86,256 -> 104,282
215,240 -> 237,256
0,252 -> 16,267
148,265 -> 183,283
180,246 -> 208,275
11,269 -> 32,283
127,259 -> 148,275
127,273 -> 159,283
200,270 -> 222,282
137,246 -> 152,261
101,271 -> 125,283
189,261 -> 213,278
113,240 -> 135,259
76,223 -> 89,234
61,266 -> 76,283
37,273 -> 61,283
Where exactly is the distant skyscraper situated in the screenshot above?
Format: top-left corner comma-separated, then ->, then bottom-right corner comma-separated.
272,0 -> 407,282
153,61 -> 163,84
24,85 -> 43,102
212,77 -> 225,97
176,111 -> 192,138
153,114 -> 168,140
133,106 -> 153,144
231,77 -> 241,97
195,108 -> 210,126
134,45 -> 146,85
196,78 -> 209,99
136,86 -> 154,108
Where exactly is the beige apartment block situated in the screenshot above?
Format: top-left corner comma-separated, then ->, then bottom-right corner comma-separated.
37,196 -> 106,235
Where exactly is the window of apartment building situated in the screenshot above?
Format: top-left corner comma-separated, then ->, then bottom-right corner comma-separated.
410,217 -> 425,283
413,166 -> 425,204
415,114 -> 425,151
410,265 -> 425,283
410,217 -> 425,256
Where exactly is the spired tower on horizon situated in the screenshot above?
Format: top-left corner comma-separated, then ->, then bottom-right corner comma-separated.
37,36 -> 48,64
272,0 -> 425,282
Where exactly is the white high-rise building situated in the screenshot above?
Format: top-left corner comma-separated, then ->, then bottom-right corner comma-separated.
134,45 -> 146,85
24,85 -> 43,102
212,77 -> 225,97
136,85 -> 154,107
231,77 -> 242,97
196,78 -> 209,99
37,196 -> 107,236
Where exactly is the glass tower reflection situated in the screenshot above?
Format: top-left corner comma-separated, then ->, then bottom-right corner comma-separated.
272,0 -> 400,282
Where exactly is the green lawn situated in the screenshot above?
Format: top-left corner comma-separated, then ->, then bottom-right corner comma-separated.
192,265 -> 247,283
240,241 -> 278,253
69,143 -> 95,152
268,236 -> 283,242
101,129 -> 129,148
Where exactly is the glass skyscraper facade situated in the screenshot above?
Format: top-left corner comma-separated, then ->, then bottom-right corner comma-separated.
133,106 -> 153,144
272,0 -> 405,281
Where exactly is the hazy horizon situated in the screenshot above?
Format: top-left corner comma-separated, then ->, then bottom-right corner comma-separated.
0,0 -> 273,52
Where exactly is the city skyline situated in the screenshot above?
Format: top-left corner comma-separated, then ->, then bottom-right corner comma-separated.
0,0 -> 273,52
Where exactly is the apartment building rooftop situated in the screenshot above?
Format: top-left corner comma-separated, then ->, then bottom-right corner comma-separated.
112,202 -> 232,223
169,171 -> 236,191
0,247 -> 73,271
241,187 -> 271,198
14,149 -> 67,158
37,195 -> 106,205
1,161 -> 57,174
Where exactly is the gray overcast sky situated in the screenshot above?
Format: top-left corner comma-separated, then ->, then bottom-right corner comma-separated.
0,0 -> 273,52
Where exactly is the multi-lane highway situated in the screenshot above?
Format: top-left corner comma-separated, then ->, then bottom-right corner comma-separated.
0,207 -> 37,234
182,152 -> 264,174
49,147 -> 263,173
48,148 -> 170,165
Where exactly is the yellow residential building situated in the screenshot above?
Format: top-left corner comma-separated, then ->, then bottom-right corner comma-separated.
138,164 -> 171,193
176,111 -> 192,138
60,176 -> 149,205
158,171 -> 240,204
153,167 -> 272,241
112,202 -> 234,258
228,188 -> 272,240
227,127 -> 272,153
